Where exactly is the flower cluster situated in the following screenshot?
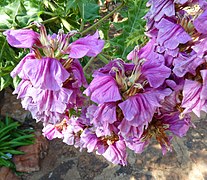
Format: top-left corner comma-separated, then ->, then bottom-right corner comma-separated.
4,23 -> 104,125
4,0 -> 207,166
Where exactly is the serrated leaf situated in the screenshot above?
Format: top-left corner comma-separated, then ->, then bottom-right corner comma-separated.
108,0 -> 148,59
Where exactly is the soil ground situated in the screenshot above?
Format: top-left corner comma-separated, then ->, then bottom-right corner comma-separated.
0,87 -> 207,180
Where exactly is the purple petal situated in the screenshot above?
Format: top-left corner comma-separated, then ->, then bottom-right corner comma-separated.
93,102 -> 117,125
141,59 -> 171,88
194,10 -> 207,34
84,74 -> 121,104
69,45 -> 89,58
42,124 -> 63,140
156,18 -> 191,49
10,53 -> 36,78
145,0 -> 175,22
67,31 -> 104,58
173,53 -> 204,77
192,37 -> 207,58
23,57 -> 69,90
181,79 -> 202,117
102,139 -> 127,166
3,29 -> 40,48
119,89 -> 171,126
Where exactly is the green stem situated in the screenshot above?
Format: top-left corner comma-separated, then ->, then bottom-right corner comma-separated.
83,57 -> 95,72
79,19 -> 85,32
80,1 -> 125,35
97,54 -> 109,64
39,11 -> 56,17
23,16 -> 59,29
0,16 -> 59,32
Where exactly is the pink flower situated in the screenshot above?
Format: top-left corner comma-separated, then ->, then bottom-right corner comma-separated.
101,138 -> 127,166
84,73 -> 122,104
42,124 -> 63,140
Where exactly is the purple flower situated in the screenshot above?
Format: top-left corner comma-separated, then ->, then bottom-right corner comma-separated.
119,88 -> 171,127
152,112 -> 191,154
3,29 -> 40,48
194,9 -> 207,34
42,124 -> 63,140
84,73 -> 122,104
62,117 -> 86,146
181,79 -> 203,117
101,138 -> 127,166
155,18 -> 191,50
173,53 -> 204,77
14,79 -> 73,124
67,31 -> 104,58
20,57 -> 69,91
80,129 -> 99,152
145,0 -> 175,29
141,59 -> 171,88
92,102 -> 117,126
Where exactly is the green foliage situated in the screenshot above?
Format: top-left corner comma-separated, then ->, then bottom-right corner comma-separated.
0,35 -> 23,91
0,0 -> 149,90
106,0 -> 148,59
0,116 -> 34,169
0,0 -> 44,29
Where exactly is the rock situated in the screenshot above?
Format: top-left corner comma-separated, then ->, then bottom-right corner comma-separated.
1,88 -> 30,123
0,167 -> 20,180
0,89 -> 5,113
13,131 -> 49,172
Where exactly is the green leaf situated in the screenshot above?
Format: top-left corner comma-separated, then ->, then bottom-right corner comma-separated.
108,0 -> 148,59
66,0 -> 77,14
1,150 -> 24,155
77,0 -> 100,21
0,0 -> 44,29
12,76 -> 21,89
0,122 -> 19,139
0,76 -> 12,91
0,158 -> 14,168
60,18 -> 72,31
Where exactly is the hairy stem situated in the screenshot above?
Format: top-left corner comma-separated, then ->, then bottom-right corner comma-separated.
97,54 -> 109,64
80,1 -> 125,35
0,16 -> 59,32
83,57 -> 95,72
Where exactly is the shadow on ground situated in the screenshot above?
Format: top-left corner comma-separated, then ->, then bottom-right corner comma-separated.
0,88 -> 207,180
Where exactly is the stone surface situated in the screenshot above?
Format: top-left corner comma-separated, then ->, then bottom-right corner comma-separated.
1,81 -> 207,180
1,88 -> 30,122
0,89 -> 5,113
13,131 -> 48,173
0,167 -> 20,180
